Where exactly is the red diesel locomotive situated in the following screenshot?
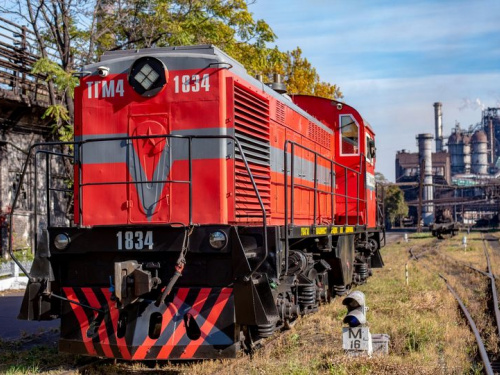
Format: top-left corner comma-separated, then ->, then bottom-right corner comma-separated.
14,45 -> 384,360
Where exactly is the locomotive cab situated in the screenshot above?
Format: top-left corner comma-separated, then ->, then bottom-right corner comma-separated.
292,96 -> 384,269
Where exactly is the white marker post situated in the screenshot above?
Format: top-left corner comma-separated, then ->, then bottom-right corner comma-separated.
405,263 -> 409,286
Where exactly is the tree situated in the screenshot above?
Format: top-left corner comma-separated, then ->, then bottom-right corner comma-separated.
384,185 -> 408,228
1,0 -> 99,127
92,1 -> 342,99
31,58 -> 78,142
2,0 -> 343,128
265,47 -> 342,99
375,173 -> 408,228
375,172 -> 387,183
93,0 -> 276,60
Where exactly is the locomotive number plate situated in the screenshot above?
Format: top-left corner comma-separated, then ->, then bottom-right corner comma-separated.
116,231 -> 153,250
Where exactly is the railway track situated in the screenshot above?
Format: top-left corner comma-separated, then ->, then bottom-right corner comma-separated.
410,232 -> 500,374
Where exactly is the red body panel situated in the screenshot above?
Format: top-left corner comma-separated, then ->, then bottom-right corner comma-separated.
74,65 -> 377,228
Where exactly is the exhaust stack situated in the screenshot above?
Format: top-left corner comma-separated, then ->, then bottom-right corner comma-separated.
433,102 -> 443,152
417,133 -> 434,225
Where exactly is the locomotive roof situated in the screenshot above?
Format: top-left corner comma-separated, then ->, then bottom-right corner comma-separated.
293,94 -> 375,135
85,45 -> 332,135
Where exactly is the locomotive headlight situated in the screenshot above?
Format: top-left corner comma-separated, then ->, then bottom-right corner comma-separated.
129,56 -> 168,97
54,233 -> 70,250
209,231 -> 227,250
134,64 -> 159,90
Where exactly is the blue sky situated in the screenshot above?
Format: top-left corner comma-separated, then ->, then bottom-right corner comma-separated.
249,0 -> 500,181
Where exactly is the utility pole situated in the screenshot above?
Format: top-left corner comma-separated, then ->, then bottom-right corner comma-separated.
417,159 -> 424,233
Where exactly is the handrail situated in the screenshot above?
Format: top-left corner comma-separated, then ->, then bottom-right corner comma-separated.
284,140 -> 367,225
34,150 -> 74,230
9,134 -> 268,282
283,140 -> 368,273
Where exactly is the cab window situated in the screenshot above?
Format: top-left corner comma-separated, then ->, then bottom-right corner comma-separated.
340,115 -> 359,155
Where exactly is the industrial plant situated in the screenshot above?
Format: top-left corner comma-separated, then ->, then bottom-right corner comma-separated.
395,103 -> 500,227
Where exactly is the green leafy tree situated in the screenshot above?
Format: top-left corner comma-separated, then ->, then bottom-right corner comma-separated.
95,0 -> 275,57
384,185 -> 409,228
32,58 -> 78,141
375,173 -> 408,228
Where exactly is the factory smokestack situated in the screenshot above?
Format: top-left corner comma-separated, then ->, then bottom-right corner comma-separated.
433,102 -> 443,152
417,133 -> 434,225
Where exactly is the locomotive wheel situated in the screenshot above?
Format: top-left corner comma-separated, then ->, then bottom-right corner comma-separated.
367,238 -> 378,254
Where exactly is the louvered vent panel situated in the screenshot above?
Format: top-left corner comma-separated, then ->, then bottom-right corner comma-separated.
234,85 -> 271,221
276,101 -> 286,123
308,121 -> 331,149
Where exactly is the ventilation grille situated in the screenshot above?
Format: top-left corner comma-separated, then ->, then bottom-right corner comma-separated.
308,121 -> 331,149
276,101 -> 286,123
234,85 -> 271,221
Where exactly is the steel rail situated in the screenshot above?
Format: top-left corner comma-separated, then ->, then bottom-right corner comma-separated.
438,273 -> 494,375
442,253 -> 490,278
408,243 -> 437,260
283,139 -> 368,274
481,233 -> 500,340
410,239 -> 498,374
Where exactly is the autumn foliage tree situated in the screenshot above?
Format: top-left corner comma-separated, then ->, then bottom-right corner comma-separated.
271,47 -> 342,98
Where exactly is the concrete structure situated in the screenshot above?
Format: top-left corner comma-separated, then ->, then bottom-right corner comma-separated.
471,130 -> 488,175
434,102 -> 443,152
417,133 -> 434,225
463,134 -> 471,174
395,150 -> 451,185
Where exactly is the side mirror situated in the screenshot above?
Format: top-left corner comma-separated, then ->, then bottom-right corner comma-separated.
369,140 -> 376,159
